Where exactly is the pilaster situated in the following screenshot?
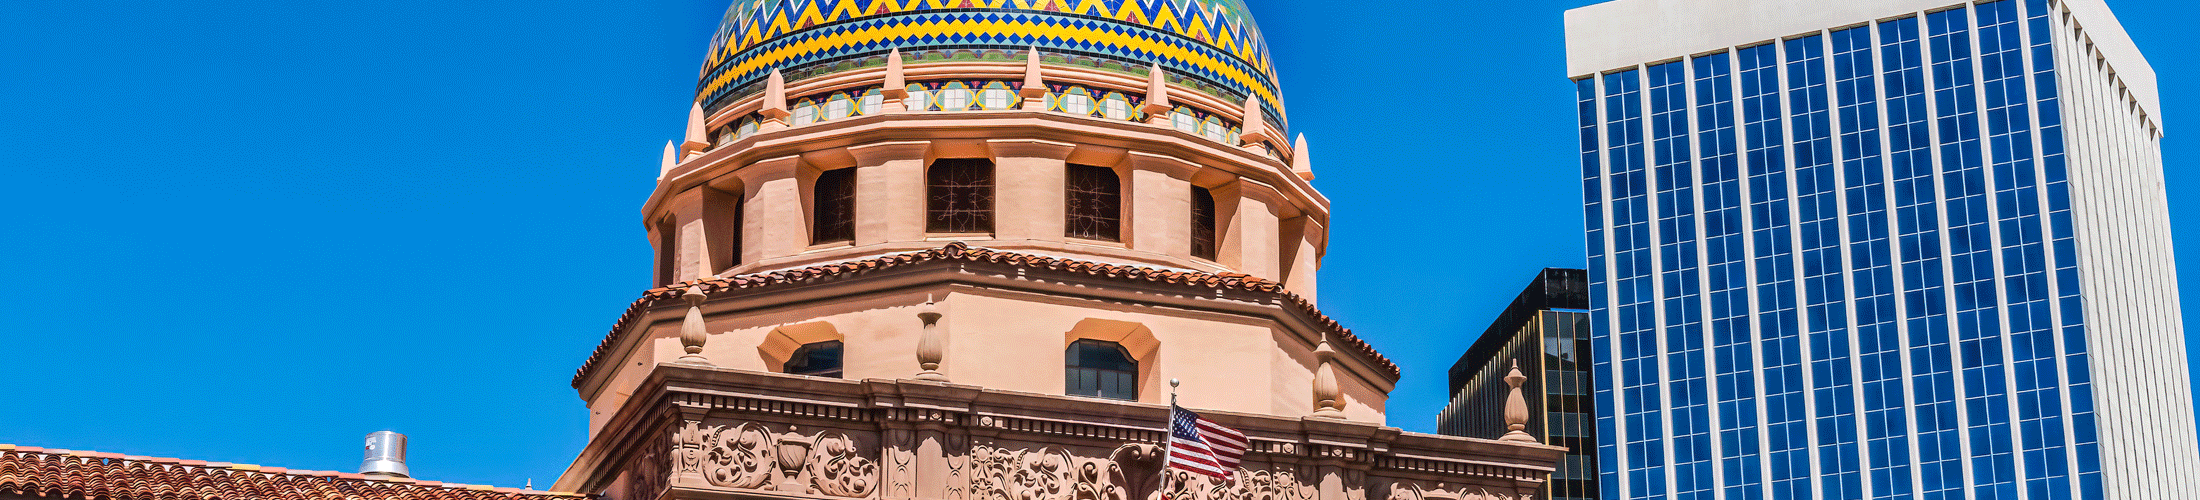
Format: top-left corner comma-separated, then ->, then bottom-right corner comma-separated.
1282,216 -> 1326,303
1231,178 -> 1286,282
736,155 -> 807,265
1125,152 -> 1198,259
851,142 -> 933,246
987,139 -> 1076,241
666,188 -> 710,282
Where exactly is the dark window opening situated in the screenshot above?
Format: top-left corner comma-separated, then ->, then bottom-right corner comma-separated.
784,340 -> 844,378
656,217 -> 678,286
927,159 -> 995,233
1065,164 -> 1122,241
813,168 -> 857,244
1066,339 -> 1137,400
1190,187 -> 1218,260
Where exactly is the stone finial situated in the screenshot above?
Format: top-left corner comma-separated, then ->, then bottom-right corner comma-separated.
915,296 -> 947,381
682,102 -> 711,154
1500,360 -> 1537,443
1140,63 -> 1172,118
659,140 -> 679,178
1238,95 -> 1275,146
882,48 -> 910,102
761,68 -> 792,121
1312,340 -> 1344,418
676,287 -> 713,366
1291,134 -> 1315,181
1019,46 -> 1048,100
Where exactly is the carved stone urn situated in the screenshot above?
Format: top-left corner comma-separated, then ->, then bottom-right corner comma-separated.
775,427 -> 812,491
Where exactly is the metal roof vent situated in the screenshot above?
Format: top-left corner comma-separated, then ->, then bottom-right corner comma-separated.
359,431 -> 410,478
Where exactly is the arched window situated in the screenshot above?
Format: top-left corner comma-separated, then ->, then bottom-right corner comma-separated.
784,340 -> 844,378
1191,186 -> 1218,260
1065,164 -> 1121,241
927,158 -> 995,233
813,168 -> 857,244
1066,340 -> 1136,400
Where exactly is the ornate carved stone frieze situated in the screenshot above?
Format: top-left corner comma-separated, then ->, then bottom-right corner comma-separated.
671,420 -> 881,497
578,371 -> 1558,500
1377,481 -> 1525,500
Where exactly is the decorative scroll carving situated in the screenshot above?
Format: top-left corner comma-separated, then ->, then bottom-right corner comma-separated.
1378,481 -> 1518,500
970,446 -> 1074,500
809,431 -> 881,497
671,420 -> 881,498
674,421 -> 775,489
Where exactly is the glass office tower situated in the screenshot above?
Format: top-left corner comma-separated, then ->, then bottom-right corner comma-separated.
1565,0 -> 2194,498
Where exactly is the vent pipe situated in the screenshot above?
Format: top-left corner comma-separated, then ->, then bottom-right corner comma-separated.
359,431 -> 410,478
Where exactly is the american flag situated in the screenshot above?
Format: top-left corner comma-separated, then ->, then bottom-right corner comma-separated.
1167,406 -> 1247,479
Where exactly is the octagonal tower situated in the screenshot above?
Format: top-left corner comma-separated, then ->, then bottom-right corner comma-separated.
557,3 -> 1562,500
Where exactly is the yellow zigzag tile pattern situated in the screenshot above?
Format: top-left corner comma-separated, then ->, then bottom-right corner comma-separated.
696,15 -> 1278,118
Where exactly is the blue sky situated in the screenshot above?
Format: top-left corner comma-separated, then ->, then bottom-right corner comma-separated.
1,0 -> 2193,488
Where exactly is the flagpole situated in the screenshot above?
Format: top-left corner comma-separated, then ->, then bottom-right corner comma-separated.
1164,378 -> 1178,500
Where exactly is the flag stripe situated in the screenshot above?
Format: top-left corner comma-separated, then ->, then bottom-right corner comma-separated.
1167,405 -> 1248,480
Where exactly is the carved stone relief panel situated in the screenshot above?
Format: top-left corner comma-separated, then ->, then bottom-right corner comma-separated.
672,419 -> 883,498
1375,480 -> 1520,500
1159,465 -> 1317,500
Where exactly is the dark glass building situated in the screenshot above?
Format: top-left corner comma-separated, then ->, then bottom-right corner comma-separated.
1438,268 -> 1596,500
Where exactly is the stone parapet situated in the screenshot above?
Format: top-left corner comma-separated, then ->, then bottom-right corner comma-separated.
558,366 -> 1562,500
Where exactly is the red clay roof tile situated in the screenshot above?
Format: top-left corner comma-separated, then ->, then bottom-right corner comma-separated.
0,447 -> 585,500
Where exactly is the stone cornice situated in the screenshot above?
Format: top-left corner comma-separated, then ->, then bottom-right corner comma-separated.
571,244 -> 1401,403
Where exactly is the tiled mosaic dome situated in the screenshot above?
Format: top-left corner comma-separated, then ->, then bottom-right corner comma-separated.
695,0 -> 1282,128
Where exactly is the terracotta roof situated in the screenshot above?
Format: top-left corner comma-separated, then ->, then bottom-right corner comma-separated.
572,242 -> 1399,388
0,445 -> 584,500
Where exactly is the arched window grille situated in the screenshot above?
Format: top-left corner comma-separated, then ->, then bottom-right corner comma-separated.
1191,186 -> 1218,260
927,158 -> 995,233
784,340 -> 844,378
813,168 -> 857,244
1066,339 -> 1137,400
1065,164 -> 1121,241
